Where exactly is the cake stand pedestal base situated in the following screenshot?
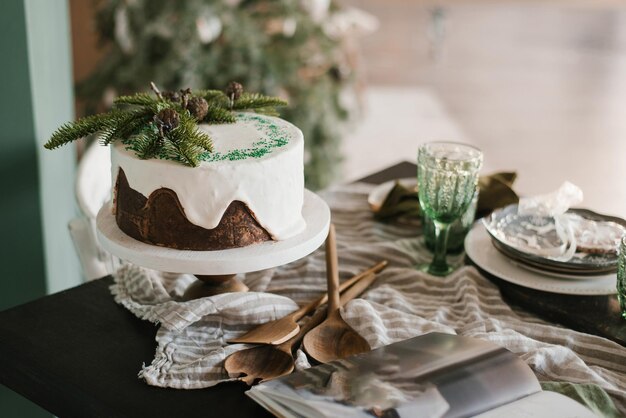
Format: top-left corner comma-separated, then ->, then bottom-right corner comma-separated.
96,189 -> 331,299
184,275 -> 249,300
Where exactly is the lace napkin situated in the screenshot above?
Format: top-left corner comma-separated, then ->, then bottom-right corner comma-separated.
515,182 -> 624,260
517,181 -> 583,218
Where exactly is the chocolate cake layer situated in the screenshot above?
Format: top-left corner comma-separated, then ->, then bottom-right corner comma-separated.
114,168 -> 272,250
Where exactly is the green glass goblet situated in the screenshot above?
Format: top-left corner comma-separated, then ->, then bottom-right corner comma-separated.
417,141 -> 483,276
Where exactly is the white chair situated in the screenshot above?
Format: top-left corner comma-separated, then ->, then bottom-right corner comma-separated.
68,141 -> 118,280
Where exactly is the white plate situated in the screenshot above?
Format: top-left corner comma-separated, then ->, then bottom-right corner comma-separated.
367,177 -> 417,211
465,223 -> 617,295
96,189 -> 330,275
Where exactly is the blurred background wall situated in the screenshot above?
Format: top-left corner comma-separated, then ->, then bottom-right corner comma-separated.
339,0 -> 626,218
69,0 -> 626,215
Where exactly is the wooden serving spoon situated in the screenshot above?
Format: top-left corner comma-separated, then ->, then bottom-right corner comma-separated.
224,271 -> 379,385
227,259 -> 387,345
303,224 -> 371,364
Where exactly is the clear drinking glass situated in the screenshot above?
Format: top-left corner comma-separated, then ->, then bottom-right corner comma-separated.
618,236 -> 626,319
417,142 -> 483,276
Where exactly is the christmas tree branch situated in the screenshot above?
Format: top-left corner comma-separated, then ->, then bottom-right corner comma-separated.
165,112 -> 211,166
187,129 -> 214,153
99,109 -> 153,145
132,127 -> 162,160
196,89 -> 228,102
177,112 -> 213,152
47,82 -> 286,167
114,110 -> 154,140
203,105 -> 236,124
45,112 -> 119,149
114,93 -> 159,107
232,93 -> 287,111
170,138 -> 200,167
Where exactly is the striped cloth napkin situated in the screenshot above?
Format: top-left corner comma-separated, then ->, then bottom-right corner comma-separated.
110,183 -> 626,415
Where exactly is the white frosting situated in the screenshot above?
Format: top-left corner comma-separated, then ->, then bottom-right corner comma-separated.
110,113 -> 306,240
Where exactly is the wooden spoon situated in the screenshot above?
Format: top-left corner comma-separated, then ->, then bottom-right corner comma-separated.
303,224 -> 371,364
224,271 -> 379,385
227,259 -> 387,345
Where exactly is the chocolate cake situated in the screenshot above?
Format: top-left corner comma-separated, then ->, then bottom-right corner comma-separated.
110,113 -> 306,251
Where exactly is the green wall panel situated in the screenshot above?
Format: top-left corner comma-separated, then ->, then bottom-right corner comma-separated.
1,0 -> 80,416
26,0 -> 81,294
0,0 -> 46,310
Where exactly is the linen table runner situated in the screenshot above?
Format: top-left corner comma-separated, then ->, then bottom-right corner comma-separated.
111,182 -> 626,415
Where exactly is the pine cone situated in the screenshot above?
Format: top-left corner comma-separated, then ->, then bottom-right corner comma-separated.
225,81 -> 244,101
180,88 -> 192,108
186,97 -> 209,120
162,90 -> 180,102
328,66 -> 342,82
155,108 -> 180,134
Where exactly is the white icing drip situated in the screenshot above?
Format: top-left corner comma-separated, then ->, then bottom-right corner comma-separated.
110,114 -> 306,240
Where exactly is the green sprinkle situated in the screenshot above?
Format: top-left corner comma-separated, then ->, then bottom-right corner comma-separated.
122,113 -> 291,164
198,113 -> 291,163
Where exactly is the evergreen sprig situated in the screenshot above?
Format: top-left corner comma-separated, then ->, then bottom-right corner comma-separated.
232,93 -> 288,111
45,82 -> 287,167
166,112 -> 213,167
45,112 -> 120,150
171,138 -> 200,167
114,93 -> 158,107
132,126 -> 162,160
204,104 -> 237,124
98,108 -> 153,145
196,89 -> 228,103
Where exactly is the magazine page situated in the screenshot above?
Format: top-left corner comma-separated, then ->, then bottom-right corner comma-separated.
249,332 -> 541,418
475,391 -> 597,418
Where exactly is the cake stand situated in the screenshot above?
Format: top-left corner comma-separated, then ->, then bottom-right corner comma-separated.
96,189 -> 330,299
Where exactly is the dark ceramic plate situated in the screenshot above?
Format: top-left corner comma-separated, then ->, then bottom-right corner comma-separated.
490,238 -> 618,276
482,204 -> 625,274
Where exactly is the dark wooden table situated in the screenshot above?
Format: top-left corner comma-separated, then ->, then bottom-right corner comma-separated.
1,162 -> 624,418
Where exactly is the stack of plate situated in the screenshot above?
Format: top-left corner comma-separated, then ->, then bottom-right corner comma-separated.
465,204 -> 624,295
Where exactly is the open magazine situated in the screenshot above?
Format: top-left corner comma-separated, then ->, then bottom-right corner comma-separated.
247,332 -> 596,418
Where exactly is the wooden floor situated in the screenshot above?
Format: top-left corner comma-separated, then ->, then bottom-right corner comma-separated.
342,1 -> 626,217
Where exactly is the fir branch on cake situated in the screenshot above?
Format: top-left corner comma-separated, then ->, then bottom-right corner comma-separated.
130,125 -> 162,160
113,93 -> 156,107
99,108 -> 154,146
44,82 -> 287,167
45,111 -> 122,150
232,93 -> 288,112
195,89 -> 229,103
206,105 -> 237,124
